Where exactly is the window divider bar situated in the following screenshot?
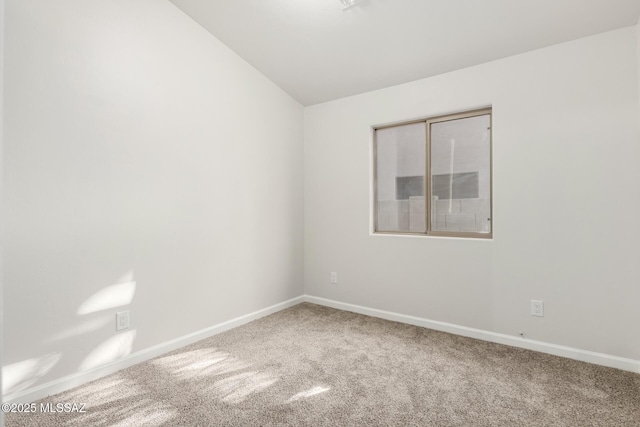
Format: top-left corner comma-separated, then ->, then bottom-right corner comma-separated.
425,121 -> 431,234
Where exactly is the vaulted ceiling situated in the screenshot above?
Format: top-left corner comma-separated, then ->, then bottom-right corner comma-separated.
169,0 -> 640,106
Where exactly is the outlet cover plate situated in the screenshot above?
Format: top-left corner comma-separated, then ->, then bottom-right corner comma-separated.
116,311 -> 130,331
530,300 -> 544,317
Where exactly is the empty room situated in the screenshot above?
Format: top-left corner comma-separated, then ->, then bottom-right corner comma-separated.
2,0 -> 640,426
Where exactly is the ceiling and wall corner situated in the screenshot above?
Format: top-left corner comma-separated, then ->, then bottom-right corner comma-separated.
169,0 -> 640,106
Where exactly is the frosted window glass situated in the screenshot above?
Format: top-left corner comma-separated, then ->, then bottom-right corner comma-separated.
430,115 -> 491,233
375,123 -> 426,232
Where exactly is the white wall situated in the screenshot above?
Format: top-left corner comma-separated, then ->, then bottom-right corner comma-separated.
305,27 -> 640,360
3,0 -> 303,396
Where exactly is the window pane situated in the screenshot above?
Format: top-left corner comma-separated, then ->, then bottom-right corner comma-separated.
375,123 -> 426,232
430,114 -> 491,233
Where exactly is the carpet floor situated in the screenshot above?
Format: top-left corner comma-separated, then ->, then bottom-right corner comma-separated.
5,303 -> 640,426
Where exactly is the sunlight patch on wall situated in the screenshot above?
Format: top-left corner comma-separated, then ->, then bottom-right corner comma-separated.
79,330 -> 137,371
286,385 -> 331,403
44,315 -> 112,343
77,272 -> 136,315
2,353 -> 61,395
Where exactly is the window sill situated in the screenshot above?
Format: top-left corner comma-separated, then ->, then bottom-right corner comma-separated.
371,231 -> 493,241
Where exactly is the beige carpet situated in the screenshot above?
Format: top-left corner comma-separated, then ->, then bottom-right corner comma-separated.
6,303 -> 640,426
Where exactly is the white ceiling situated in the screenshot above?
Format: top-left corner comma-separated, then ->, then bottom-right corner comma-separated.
169,0 -> 640,106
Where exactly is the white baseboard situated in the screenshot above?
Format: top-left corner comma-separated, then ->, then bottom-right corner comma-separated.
304,295 -> 640,374
6,294 -> 639,404
4,296 -> 305,404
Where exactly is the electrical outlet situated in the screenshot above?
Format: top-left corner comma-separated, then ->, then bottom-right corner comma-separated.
116,310 -> 130,331
530,300 -> 544,317
330,272 -> 338,284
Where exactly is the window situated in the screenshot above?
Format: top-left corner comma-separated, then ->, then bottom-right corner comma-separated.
373,108 -> 492,238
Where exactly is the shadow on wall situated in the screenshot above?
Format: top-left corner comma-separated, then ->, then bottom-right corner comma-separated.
2,272 -> 138,397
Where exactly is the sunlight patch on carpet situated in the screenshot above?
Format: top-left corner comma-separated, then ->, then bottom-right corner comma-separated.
206,371 -> 278,404
61,374 -> 143,404
287,385 -> 331,403
65,398 -> 176,427
151,348 -> 250,380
